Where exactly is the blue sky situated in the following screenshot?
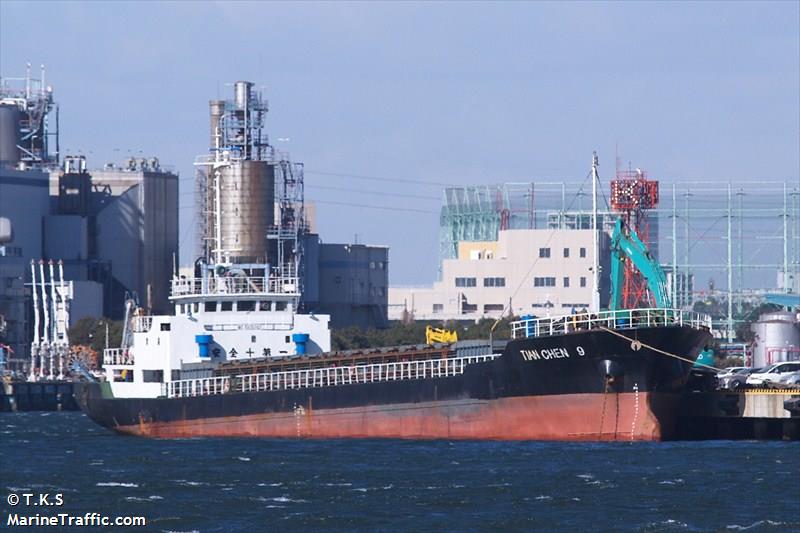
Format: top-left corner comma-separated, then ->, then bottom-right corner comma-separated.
1,1 -> 798,283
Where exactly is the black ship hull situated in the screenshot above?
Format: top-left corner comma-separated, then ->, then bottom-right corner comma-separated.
76,325 -> 711,441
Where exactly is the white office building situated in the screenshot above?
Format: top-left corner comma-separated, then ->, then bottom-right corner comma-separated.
389,228 -> 610,321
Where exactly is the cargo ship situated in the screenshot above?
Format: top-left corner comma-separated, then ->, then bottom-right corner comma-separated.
75,151 -> 712,441
76,304 -> 710,441
75,82 -> 711,440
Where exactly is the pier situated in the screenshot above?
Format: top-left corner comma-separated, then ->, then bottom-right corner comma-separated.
0,379 -> 78,412
677,390 -> 800,440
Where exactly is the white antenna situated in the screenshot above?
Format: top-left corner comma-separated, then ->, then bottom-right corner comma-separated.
591,152 -> 601,313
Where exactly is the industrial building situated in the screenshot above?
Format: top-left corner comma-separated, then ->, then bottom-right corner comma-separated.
0,167 -> 50,368
47,156 -> 179,317
0,66 -> 179,373
0,67 -> 60,371
304,239 -> 389,328
389,228 -> 610,321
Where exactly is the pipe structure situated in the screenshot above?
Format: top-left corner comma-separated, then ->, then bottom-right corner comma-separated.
57,261 -> 67,379
39,260 -> 50,378
48,260 -> 57,379
59,260 -> 68,346
30,261 -> 40,381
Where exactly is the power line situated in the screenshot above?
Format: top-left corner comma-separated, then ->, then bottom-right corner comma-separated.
310,199 -> 439,214
306,169 -> 455,187
307,184 -> 440,201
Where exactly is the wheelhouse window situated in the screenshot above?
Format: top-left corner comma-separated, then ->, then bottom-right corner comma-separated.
237,301 -> 255,312
142,370 -> 164,383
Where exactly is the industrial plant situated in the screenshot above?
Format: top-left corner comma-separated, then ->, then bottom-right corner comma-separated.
0,59 -> 795,441
390,169 -> 799,349
0,63 -> 797,399
192,81 -> 388,330
0,66 -> 179,374
0,67 -> 388,377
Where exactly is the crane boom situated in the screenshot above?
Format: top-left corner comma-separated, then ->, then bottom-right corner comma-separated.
609,219 -> 671,310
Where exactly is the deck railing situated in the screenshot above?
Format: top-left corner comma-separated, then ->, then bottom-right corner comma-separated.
170,275 -> 300,298
131,316 -> 153,333
103,348 -> 134,366
510,308 -> 711,339
164,376 -> 230,398
163,354 -> 498,398
239,354 -> 498,393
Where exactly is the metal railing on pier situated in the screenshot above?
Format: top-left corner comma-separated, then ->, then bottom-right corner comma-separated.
510,308 -> 712,339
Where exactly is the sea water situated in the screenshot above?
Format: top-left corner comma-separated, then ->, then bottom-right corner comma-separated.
1,412 -> 797,532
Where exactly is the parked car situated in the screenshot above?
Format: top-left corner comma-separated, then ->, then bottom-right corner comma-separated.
716,367 -> 759,391
746,362 -> 800,387
775,370 -> 800,386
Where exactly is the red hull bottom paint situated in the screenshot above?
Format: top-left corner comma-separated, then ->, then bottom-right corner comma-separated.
119,392 -> 674,441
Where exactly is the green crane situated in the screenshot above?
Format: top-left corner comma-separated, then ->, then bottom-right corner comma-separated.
609,218 -> 671,310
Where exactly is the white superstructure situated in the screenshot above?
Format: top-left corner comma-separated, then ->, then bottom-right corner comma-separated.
102,263 -> 330,398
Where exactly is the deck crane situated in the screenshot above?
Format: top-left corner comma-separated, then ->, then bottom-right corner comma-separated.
609,218 -> 671,310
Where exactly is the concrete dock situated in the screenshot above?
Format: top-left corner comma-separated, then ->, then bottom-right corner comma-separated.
677,390 -> 800,440
0,380 -> 79,412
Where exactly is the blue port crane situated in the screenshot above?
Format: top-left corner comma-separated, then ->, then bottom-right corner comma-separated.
609,219 -> 671,310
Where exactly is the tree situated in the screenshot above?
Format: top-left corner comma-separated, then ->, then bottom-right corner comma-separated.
68,317 -> 124,352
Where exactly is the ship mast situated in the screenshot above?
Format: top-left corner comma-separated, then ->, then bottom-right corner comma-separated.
591,151 -> 601,313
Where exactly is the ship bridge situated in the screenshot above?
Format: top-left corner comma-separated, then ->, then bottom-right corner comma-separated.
170,264 -> 300,307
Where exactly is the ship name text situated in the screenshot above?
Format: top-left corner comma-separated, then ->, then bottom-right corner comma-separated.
521,346 -> 585,361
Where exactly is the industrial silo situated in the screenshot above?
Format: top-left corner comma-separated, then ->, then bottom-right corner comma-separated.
201,83 -> 274,265
218,160 -> 275,263
751,311 -> 800,367
0,104 -> 20,166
